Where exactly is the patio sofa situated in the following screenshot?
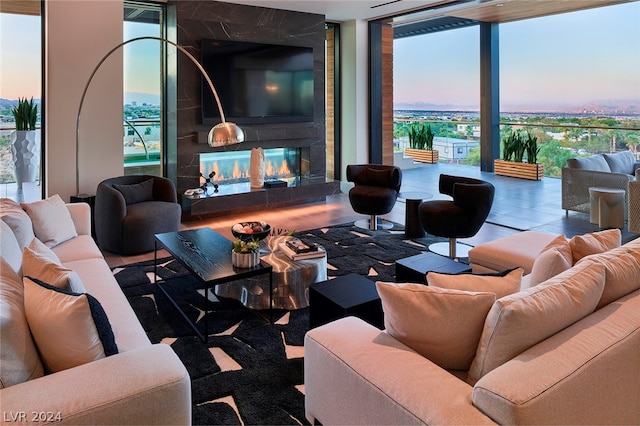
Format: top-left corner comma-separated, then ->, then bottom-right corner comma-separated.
305,229 -> 640,424
1,196 -> 191,424
562,150 -> 640,216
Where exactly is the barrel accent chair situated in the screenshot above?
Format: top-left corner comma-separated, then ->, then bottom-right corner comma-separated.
419,174 -> 494,258
95,175 -> 181,254
346,164 -> 402,231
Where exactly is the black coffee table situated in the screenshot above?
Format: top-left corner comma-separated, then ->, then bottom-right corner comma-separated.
154,228 -> 273,342
395,252 -> 471,283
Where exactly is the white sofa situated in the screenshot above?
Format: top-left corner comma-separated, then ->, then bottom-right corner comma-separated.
1,197 -> 191,425
304,232 -> 640,425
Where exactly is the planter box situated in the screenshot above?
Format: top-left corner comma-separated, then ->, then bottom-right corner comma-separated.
494,159 -> 544,180
405,148 -> 439,164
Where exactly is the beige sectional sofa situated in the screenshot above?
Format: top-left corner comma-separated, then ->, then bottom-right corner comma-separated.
1,196 -> 191,424
304,230 -> 640,425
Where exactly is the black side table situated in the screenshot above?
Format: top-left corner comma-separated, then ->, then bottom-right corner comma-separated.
309,273 -> 384,330
398,191 -> 433,238
70,193 -> 96,238
395,252 -> 471,283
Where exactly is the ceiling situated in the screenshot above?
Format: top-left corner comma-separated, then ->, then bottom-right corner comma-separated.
222,0 -> 636,25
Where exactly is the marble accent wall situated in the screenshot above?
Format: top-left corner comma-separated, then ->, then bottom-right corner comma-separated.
172,0 -> 327,195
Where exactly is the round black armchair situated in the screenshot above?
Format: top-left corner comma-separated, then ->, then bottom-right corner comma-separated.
346,164 -> 402,230
95,175 -> 181,255
419,174 -> 494,258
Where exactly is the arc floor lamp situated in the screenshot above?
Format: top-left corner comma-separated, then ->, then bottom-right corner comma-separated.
75,36 -> 244,196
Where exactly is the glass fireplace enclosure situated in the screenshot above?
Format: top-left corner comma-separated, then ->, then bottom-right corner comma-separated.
199,147 -> 301,192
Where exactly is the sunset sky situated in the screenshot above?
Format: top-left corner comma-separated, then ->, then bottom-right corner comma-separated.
394,1 -> 640,111
2,1 -> 639,112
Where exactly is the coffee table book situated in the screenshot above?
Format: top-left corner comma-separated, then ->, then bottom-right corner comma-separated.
279,242 -> 326,260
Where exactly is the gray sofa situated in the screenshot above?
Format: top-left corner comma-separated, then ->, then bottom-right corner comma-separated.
1,197 -> 191,424
562,150 -> 640,215
305,234 -> 640,424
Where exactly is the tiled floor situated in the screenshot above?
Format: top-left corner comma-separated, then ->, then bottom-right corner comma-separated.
102,162 -> 637,267
3,162 -> 634,268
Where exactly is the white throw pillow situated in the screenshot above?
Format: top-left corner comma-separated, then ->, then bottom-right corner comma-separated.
0,259 -> 44,388
426,267 -> 523,299
20,194 -> 77,248
526,234 -> 572,288
1,197 -> 35,249
23,239 -> 86,293
376,281 -> 496,370
468,261 -> 606,384
23,276 -> 118,373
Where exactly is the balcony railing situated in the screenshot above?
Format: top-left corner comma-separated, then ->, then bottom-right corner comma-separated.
394,116 -> 640,177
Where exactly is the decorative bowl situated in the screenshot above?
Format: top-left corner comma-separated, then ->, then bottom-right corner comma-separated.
231,221 -> 271,241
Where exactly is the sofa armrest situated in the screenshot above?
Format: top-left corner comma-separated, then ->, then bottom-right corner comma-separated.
0,344 -> 191,425
304,317 -> 495,425
65,202 -> 91,236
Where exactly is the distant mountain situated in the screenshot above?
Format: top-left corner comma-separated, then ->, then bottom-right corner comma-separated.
0,98 -> 41,109
395,99 -> 640,115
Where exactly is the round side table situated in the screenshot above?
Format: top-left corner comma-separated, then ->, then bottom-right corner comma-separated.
589,187 -> 625,229
399,191 -> 433,238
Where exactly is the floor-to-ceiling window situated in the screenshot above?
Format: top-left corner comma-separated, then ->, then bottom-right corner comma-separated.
0,1 -> 42,202
123,2 -> 164,176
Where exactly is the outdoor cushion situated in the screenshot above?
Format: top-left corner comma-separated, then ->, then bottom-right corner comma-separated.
602,151 -> 637,174
566,155 -> 611,172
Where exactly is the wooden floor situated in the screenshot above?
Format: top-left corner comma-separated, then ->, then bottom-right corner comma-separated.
95,162 -> 634,268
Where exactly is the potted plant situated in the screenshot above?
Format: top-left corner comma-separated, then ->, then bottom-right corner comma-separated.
231,238 -> 260,268
10,97 -> 40,190
405,122 -> 438,163
494,129 -> 543,180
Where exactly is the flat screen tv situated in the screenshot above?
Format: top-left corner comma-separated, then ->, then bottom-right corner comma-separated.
201,39 -> 314,125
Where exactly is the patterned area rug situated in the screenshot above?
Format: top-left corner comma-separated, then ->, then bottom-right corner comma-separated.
112,222 -> 455,425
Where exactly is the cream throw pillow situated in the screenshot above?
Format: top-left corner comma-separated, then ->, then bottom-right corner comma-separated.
426,267 -> 523,299
376,281 -> 496,370
577,249 -> 640,309
468,261 -> 606,384
569,229 -> 621,264
0,259 -> 44,388
23,239 -> 86,293
1,197 -> 35,249
23,277 -> 118,373
526,234 -> 572,288
21,194 -> 77,248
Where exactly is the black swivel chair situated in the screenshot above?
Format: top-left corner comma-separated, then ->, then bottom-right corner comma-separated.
346,164 -> 402,230
419,174 -> 494,258
95,175 -> 181,255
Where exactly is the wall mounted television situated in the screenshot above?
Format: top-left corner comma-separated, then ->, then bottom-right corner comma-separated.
201,39 -> 314,125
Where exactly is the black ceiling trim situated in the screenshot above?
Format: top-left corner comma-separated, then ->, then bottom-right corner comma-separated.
393,16 -> 478,38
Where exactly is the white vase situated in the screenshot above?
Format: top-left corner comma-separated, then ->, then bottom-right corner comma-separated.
10,129 -> 40,190
232,251 -> 260,268
250,147 -> 265,188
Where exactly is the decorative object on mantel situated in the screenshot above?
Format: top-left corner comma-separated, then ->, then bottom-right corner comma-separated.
199,171 -> 218,193
495,129 -> 544,180
250,147 -> 266,188
405,121 -> 438,164
231,238 -> 260,268
10,97 -> 40,192
74,36 -> 244,198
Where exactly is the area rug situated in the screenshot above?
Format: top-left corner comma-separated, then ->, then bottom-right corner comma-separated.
113,222 -> 456,425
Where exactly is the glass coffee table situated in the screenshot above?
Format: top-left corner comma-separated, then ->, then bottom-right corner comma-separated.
154,228 -> 273,342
